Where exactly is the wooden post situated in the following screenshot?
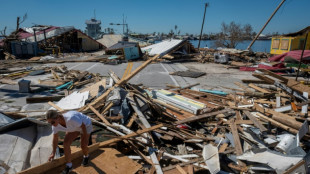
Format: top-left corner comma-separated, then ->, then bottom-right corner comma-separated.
247,0 -> 286,50
197,3 -> 208,50
296,32 -> 309,81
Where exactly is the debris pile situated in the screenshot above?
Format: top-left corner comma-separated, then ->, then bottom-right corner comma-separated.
12,56 -> 310,174
196,48 -> 270,64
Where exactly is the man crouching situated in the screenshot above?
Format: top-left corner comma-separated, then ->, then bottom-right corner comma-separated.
46,110 -> 92,174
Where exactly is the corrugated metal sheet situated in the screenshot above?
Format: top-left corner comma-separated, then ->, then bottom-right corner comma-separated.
141,39 -> 185,56
22,27 -> 74,43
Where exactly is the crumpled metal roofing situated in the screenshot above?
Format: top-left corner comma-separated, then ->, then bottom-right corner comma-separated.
141,39 -> 185,56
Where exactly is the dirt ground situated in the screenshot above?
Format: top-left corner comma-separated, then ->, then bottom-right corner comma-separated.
181,62 -> 257,92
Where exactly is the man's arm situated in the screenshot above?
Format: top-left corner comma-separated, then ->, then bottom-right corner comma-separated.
48,133 -> 58,161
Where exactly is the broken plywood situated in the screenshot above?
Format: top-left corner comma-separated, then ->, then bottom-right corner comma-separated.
73,148 -> 142,174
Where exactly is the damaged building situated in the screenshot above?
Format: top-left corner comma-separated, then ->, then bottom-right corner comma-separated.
3,26 -> 105,58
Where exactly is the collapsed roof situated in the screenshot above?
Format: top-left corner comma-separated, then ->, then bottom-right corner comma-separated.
282,26 -> 310,37
141,39 -> 196,57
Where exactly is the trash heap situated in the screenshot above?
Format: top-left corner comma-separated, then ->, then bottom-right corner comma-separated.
15,55 -> 310,174
196,48 -> 270,64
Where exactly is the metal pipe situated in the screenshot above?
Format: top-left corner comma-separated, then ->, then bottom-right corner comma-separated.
247,0 -> 286,50
296,33 -> 308,81
197,3 -> 208,50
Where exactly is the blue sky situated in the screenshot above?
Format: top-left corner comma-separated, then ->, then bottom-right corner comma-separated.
0,0 -> 309,35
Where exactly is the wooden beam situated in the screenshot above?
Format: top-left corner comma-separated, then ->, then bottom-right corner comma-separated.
243,111 -> 267,132
230,120 -> 243,155
100,102 -> 114,115
235,120 -> 254,125
252,73 -> 275,84
256,112 -> 299,134
89,105 -> 111,126
176,165 -> 187,174
254,103 -> 307,132
248,83 -> 270,93
19,124 -> 163,174
234,82 -> 253,92
48,101 -> 65,112
188,165 -> 194,174
257,69 -> 288,83
174,109 -> 232,125
218,143 -> 228,153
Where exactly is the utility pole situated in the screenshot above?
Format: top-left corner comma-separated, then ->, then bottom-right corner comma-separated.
296,33 -> 308,81
247,0 -> 286,50
198,3 -> 208,50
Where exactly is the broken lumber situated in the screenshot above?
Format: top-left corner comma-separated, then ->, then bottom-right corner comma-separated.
18,124 -> 163,174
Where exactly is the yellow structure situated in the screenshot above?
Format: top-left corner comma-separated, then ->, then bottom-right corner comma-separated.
270,26 -> 310,55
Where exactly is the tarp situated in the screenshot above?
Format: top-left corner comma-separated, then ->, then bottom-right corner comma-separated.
269,50 -> 310,62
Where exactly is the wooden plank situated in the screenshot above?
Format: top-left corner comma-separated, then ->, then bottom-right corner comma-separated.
48,101 -> 65,112
100,102 -> 114,115
234,82 -> 253,92
235,120 -> 254,125
235,110 -> 242,120
176,165 -> 187,174
230,120 -> 243,155
175,109 -> 232,125
243,111 -> 267,132
248,83 -> 270,93
287,79 -> 310,95
188,165 -> 194,174
254,103 -> 306,132
254,99 -> 276,105
19,124 -> 163,174
257,69 -> 288,83
256,112 -> 299,134
252,73 -> 275,84
26,95 -> 64,104
89,105 -> 111,126
218,143 -> 228,153
126,113 -> 137,128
